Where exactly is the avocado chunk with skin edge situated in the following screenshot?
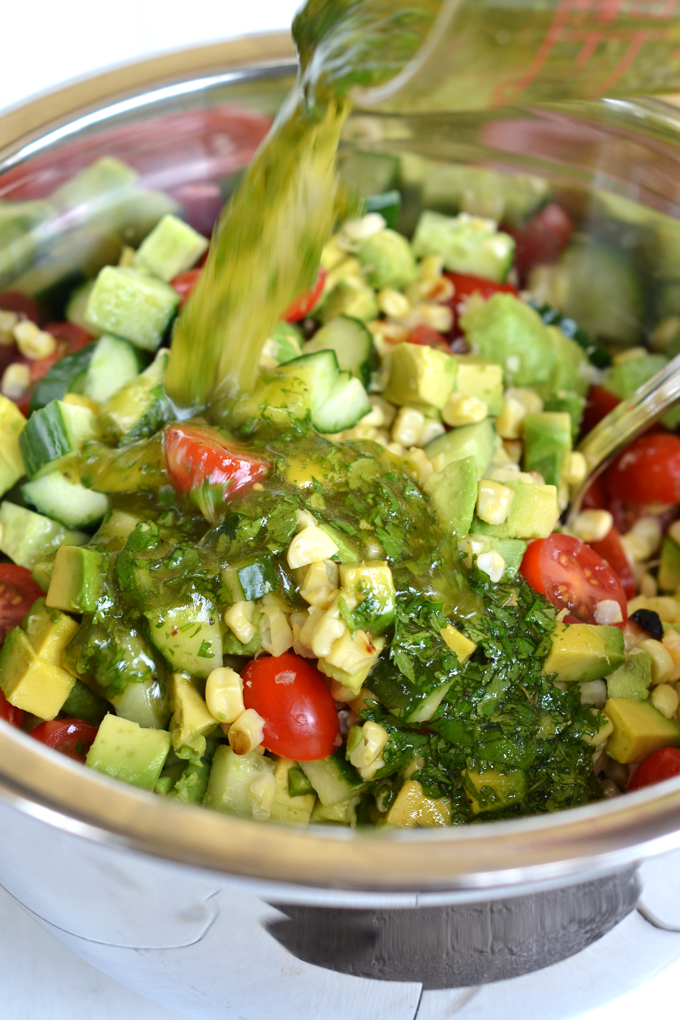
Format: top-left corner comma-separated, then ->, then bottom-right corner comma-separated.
543,622 -> 625,683
46,545 -> 104,615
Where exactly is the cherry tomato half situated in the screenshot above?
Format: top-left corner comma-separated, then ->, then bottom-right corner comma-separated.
603,433 -> 680,505
30,718 -> 99,763
580,385 -> 620,439
242,652 -> 341,760
0,564 -> 43,648
409,322 -> 450,351
171,268 -> 202,307
0,688 -> 24,729
520,533 -> 628,627
628,747 -> 680,791
588,526 -> 637,601
164,423 -> 269,520
507,203 -> 574,279
282,267 -> 327,322
0,291 -> 40,323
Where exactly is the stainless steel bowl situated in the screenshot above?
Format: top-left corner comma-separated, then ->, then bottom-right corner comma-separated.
3,32 -> 680,1018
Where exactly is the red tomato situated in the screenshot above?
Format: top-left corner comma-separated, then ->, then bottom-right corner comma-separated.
520,533 -> 628,627
282,268 -> 327,322
241,652 -> 341,760
0,689 -> 24,729
164,423 -> 269,519
629,747 -> 680,791
0,564 -> 43,648
0,291 -> 40,323
580,385 -> 620,438
581,475 -> 608,511
171,269 -> 202,307
588,526 -> 637,600
30,718 -> 99,763
409,323 -> 450,351
507,203 -> 574,279
603,433 -> 680,505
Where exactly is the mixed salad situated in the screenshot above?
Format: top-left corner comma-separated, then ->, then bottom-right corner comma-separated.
1,155 -> 680,828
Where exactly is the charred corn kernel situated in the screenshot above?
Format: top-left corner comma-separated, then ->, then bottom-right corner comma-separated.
300,560 -> 339,609
228,708 -> 265,755
63,393 -> 100,414
594,599 -> 624,625
347,687 -> 374,712
339,213 -> 386,249
329,677 -> 359,702
628,596 -> 680,623
557,483 -> 569,513
392,406 -> 425,447
325,629 -> 384,675
418,254 -> 444,281
309,595 -> 357,659
583,708 -> 614,748
348,720 -> 389,769
224,600 -> 256,644
369,395 -> 396,428
118,245 -> 136,267
205,667 -> 244,725
491,445 -> 514,467
639,638 -> 676,685
495,396 -> 526,439
442,392 -> 488,427
13,320 -> 57,360
476,480 -> 515,526
324,255 -> 364,291
564,452 -> 588,486
411,302 -> 453,333
651,682 -> 680,719
377,287 -> 410,319
612,346 -> 647,366
503,440 -> 523,464
578,679 -> 607,708
640,573 -> 658,599
259,603 -> 294,657
404,447 -> 434,487
367,319 -> 410,345
1,362 -> 31,399
0,310 -> 19,344
419,418 -> 445,446
287,524 -> 338,569
476,551 -> 506,583
440,624 -> 477,665
620,533 -> 650,564
424,275 -> 455,303
571,509 -> 614,543
249,772 -> 277,821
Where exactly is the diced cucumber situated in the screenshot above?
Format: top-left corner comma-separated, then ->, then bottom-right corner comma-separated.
313,371 -> 371,434
412,210 -> 515,283
85,265 -> 180,351
22,471 -> 109,529
133,214 -> 208,281
227,555 -> 279,602
83,333 -> 146,404
0,501 -> 87,570
110,678 -> 171,730
65,280 -> 101,337
28,344 -> 96,414
145,595 -> 222,680
96,349 -> 171,445
0,200 -> 55,286
203,746 -> 276,816
299,749 -> 367,807
264,321 -> 302,364
303,315 -> 377,387
50,158 -> 139,212
19,399 -> 97,479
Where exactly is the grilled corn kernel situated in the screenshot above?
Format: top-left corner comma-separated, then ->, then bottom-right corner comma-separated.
1,362 -> 31,399
419,418 -> 445,446
205,667 -> 244,725
651,682 -> 680,719
329,677 -> 359,703
639,638 -> 676,685
457,534 -> 487,569
404,447 -> 434,487
412,302 -> 453,333
300,559 -> 339,609
476,480 -> 515,526
249,773 -> 277,821
348,720 -> 389,769
369,395 -> 396,428
386,441 -> 406,457
0,309 -> 19,344
578,679 -> 607,708
287,523 -> 338,569
564,451 -> 588,486
260,603 -> 294,657
640,573 -> 658,599
662,628 -> 680,681
476,550 -> 506,583
593,599 -> 624,625
13,320 -> 57,360
377,287 -> 410,319
629,517 -> 662,558
228,709 -> 265,755
495,396 -> 526,439
511,387 -> 544,415
392,406 -> 425,447
224,600 -> 256,644
571,509 -> 614,544
442,392 -> 488,427
290,610 -> 317,658
325,630 -> 384,675
339,213 -> 386,249
628,596 -> 680,623
298,606 -> 324,651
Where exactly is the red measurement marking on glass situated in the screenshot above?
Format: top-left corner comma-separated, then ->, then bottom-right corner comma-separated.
598,0 -> 624,23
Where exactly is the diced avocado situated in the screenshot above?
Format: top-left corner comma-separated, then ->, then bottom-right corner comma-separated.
319,279 -> 379,323
461,294 -> 556,388
310,797 -> 359,825
522,412 -> 572,487
96,348 -> 171,445
427,455 -> 478,537
606,651 -> 652,702
543,622 -> 625,683
316,651 -> 378,697
339,560 -> 396,634
454,357 -> 504,416
0,626 -> 75,719
203,745 -> 275,816
45,545 -> 104,614
463,766 -> 527,815
22,471 -> 109,529
604,697 -> 680,764
461,535 -> 527,580
50,157 -> 139,212
86,713 -> 171,790
61,678 -> 110,726
0,501 -> 87,571
145,595 -> 222,680
471,479 -> 559,540
299,749 -> 367,807
540,325 -> 590,401
169,672 -> 218,762
412,211 -> 515,283
604,353 -> 669,401
357,229 -> 418,290
383,342 -> 457,410
543,391 -> 585,440
658,536 -> 680,593
0,395 -> 26,496
85,266 -> 180,351
288,764 -> 315,797
133,214 -> 208,281
385,778 -> 452,827
424,418 -> 500,476
270,758 -> 316,825
21,597 -> 79,666
19,399 -> 97,479
83,333 -> 146,404
90,509 -> 141,551
158,734 -> 218,804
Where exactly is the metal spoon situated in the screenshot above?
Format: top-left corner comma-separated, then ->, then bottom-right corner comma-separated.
567,351 -> 680,525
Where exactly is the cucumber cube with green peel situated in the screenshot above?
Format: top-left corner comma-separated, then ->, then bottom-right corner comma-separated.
85,265 -> 180,351
145,595 -> 222,680
50,157 -> 139,211
357,228 -> 418,290
0,501 -> 88,571
203,746 -> 275,816
522,411 -> 572,488
83,333 -> 145,404
28,345 -> 97,414
19,399 -> 97,479
96,347 -> 171,445
46,545 -> 104,614
22,471 -> 109,529
412,210 -> 515,283
86,714 -> 171,791
134,214 -> 209,282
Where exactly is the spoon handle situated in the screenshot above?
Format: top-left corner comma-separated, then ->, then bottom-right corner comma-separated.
568,351 -> 680,524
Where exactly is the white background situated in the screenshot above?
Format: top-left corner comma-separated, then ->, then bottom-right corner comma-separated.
0,2 -> 678,1017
